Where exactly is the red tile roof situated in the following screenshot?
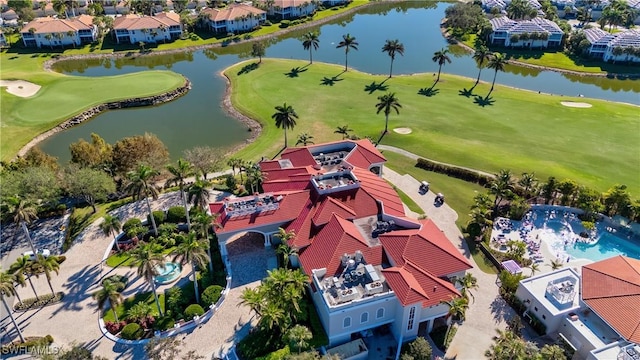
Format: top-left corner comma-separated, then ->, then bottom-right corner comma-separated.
262,179 -> 310,193
299,215 -> 383,275
383,261 -> 461,307
21,15 -> 94,34
379,219 -> 472,277
344,139 -> 386,169
113,12 -> 180,31
210,190 -> 310,234
582,256 -> 640,343
264,167 -> 312,181
312,197 -> 356,226
259,160 -> 283,170
353,168 -> 405,217
281,147 -> 318,167
200,4 -> 265,22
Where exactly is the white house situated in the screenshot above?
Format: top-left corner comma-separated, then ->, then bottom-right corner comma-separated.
489,16 -> 564,48
20,15 -> 97,48
112,12 -> 182,44
209,140 -> 473,348
200,4 -> 266,34
261,0 -> 316,20
515,256 -> 640,359
584,27 -> 640,63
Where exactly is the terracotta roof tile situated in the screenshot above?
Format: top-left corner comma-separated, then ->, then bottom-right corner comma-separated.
383,262 -> 461,307
262,179 -> 310,193
21,15 -> 94,34
353,168 -> 405,217
327,188 -> 379,218
312,197 -> 357,226
280,147 -> 318,167
113,12 -> 180,31
582,256 -> 640,343
201,4 -> 265,22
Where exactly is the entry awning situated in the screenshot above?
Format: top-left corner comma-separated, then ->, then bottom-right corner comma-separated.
501,260 -> 522,274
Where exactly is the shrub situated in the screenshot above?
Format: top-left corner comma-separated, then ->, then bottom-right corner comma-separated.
201,285 -> 223,307
14,292 -> 64,311
264,20 -> 272,26
279,20 -> 290,28
225,175 -> 237,190
102,275 -> 129,289
105,320 -> 127,334
56,255 -> 67,264
1,335 -> 54,355
415,158 -> 493,187
122,218 -> 142,233
153,316 -> 175,331
120,323 -> 143,340
255,346 -> 290,360
148,210 -> 165,226
166,206 -> 186,223
184,304 -> 204,319
126,225 -> 147,240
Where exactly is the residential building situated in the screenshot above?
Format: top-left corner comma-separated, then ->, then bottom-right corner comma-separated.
112,12 -> 182,44
200,4 -> 266,34
482,0 -> 542,13
489,16 -> 564,48
515,255 -> 640,359
20,15 -> 97,48
584,28 -> 640,63
260,0 -> 316,20
209,140 -> 473,347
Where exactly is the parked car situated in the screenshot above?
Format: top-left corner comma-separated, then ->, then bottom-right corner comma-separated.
22,249 -> 51,260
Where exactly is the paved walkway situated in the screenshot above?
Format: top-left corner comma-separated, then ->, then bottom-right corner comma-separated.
381,167 -> 514,359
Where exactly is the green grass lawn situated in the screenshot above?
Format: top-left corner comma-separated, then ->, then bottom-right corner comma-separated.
388,181 -> 425,215
102,290 -> 166,322
0,53 -> 185,162
225,59 -> 640,196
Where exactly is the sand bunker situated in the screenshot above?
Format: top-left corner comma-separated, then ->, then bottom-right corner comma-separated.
393,127 -> 412,134
561,101 -> 592,108
0,80 -> 41,97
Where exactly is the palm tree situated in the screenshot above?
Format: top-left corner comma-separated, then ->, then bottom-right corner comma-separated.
301,31 -> 319,64
0,271 -> 25,343
125,164 -> 161,236
126,301 -> 153,324
227,158 -> 243,177
296,133 -> 315,146
550,259 -> 564,270
187,180 -> 211,211
245,163 -> 264,194
286,324 -> 312,354
166,158 -> 194,229
529,262 -> 540,276
54,32 -> 64,48
192,211 -> 217,274
172,231 -> 210,303
472,45 -> 491,87
239,287 -> 263,316
272,103 -> 298,148
33,255 -> 60,295
130,242 -> 164,316
518,172 -> 538,199
489,169 -> 515,210
441,296 -> 469,341
52,0 -> 69,17
336,33 -> 358,71
8,197 -> 38,254
375,92 -> 402,134
10,256 -> 39,301
93,279 -> 125,321
456,273 -> 479,303
432,48 -> 451,83
382,39 -> 404,78
66,30 -> 76,48
487,52 -> 507,93
276,244 -> 298,269
101,215 -> 122,252
334,125 -> 352,140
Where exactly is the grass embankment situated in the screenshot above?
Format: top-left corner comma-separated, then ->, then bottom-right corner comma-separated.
461,34 -> 639,74
0,53 -> 185,161
225,59 -> 640,195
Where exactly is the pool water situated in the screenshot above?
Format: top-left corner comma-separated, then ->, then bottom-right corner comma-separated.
154,262 -> 182,284
567,231 -> 640,262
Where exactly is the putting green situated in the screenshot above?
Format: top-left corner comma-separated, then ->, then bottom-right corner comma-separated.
225,59 -> 639,195
1,53 -> 186,162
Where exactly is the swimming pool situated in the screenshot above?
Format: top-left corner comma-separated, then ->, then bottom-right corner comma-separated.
532,209 -> 640,262
154,262 -> 182,284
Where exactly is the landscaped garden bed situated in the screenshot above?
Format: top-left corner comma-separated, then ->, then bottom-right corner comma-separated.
14,292 -> 64,312
0,335 -> 54,355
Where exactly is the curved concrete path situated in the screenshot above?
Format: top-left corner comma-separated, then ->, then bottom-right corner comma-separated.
381,167 -> 515,359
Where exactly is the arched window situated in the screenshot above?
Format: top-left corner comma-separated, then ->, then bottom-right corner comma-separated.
361,312 -> 369,324
376,308 -> 384,319
343,317 -> 351,328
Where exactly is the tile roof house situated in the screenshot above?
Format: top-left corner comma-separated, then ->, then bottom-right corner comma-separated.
200,4 -> 266,34
20,15 -> 97,48
515,255 -> 640,360
259,0 -> 316,20
112,12 -> 183,44
489,16 -> 563,48
584,28 -> 640,63
209,140 -> 472,346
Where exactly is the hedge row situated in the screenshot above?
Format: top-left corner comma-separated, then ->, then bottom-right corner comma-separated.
0,335 -> 54,355
14,292 -> 64,312
415,158 -> 493,187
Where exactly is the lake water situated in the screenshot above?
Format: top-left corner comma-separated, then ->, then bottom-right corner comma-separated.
38,1 -> 640,162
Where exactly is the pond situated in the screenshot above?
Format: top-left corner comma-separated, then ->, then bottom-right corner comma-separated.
38,1 -> 640,162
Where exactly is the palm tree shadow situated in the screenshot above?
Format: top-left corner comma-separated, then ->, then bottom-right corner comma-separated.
284,67 -> 308,78
237,62 -> 259,75
320,76 -> 344,86
364,81 -> 389,94
418,86 -> 440,97
458,87 -> 475,98
473,94 -> 496,107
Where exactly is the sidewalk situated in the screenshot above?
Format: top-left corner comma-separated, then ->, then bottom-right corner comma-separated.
381,167 -> 514,359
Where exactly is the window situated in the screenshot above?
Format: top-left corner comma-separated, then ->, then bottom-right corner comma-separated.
361,312 -> 368,324
542,315 -> 546,320
343,317 -> 351,328
376,308 -> 384,319
534,306 -> 538,312
407,307 -> 416,331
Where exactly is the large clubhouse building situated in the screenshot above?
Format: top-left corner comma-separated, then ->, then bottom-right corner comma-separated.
515,255 -> 640,359
209,140 -> 473,346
